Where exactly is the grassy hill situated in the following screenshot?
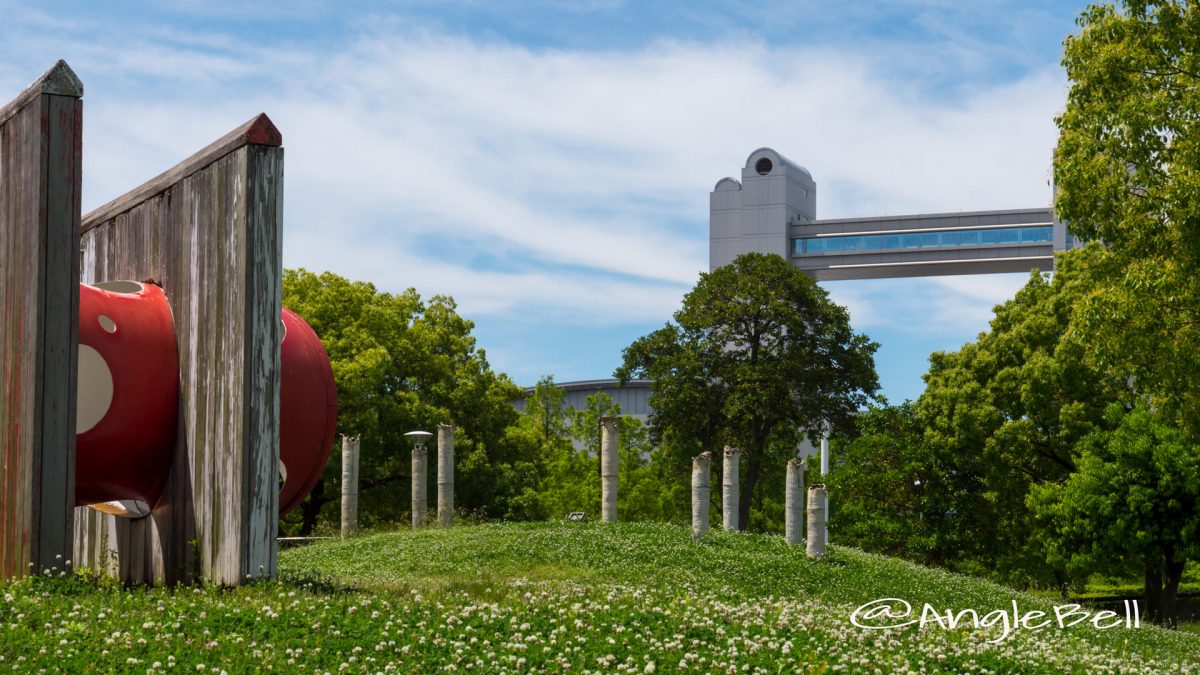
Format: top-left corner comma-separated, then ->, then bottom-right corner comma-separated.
2,522 -> 1197,672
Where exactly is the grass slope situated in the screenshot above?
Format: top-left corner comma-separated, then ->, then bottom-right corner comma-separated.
1,522 -> 1197,672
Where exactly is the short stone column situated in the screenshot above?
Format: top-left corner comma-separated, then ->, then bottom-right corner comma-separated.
723,446 -> 741,531
411,444 -> 428,529
340,435 -> 361,539
437,424 -> 455,526
691,452 -> 712,540
807,484 -> 827,558
600,416 -> 620,523
785,458 -> 806,546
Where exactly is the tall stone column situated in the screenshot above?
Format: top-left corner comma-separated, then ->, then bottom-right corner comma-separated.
437,424 -> 455,527
340,435 -> 360,539
411,445 -> 428,529
691,452 -> 712,540
722,446 -> 741,531
600,416 -> 619,523
807,484 -> 827,558
819,429 -> 830,547
785,458 -> 806,546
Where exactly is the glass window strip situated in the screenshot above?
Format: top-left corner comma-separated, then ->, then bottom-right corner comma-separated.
793,225 -> 1053,255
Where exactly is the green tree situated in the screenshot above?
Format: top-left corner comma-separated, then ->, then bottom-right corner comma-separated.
826,403 -> 946,564
533,389 -> 669,522
915,247 -> 1128,586
279,269 -> 522,534
567,393 -> 677,522
616,252 -> 879,530
1030,405 -> 1200,627
508,377 -> 577,520
1054,0 -> 1200,439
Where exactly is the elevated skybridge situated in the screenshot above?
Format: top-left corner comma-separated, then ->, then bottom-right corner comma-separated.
792,207 -> 1055,281
710,148 -> 1074,279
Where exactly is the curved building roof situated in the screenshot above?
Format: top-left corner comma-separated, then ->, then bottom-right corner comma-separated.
744,147 -> 812,181
513,378 -> 653,418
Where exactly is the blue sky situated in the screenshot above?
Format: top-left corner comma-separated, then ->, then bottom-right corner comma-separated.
1,0 -> 1092,402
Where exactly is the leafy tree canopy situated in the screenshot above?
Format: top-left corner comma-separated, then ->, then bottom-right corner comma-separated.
920,247 -> 1129,582
1055,0 -> 1200,438
280,268 -> 521,534
1030,405 -> 1200,626
617,252 -> 879,530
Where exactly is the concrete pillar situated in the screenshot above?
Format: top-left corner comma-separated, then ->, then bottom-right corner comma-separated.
411,445 -> 428,529
340,435 -> 360,539
807,484 -> 827,558
437,424 -> 455,527
785,458 -> 806,546
820,429 -> 830,546
722,446 -> 741,531
820,431 -> 829,476
600,416 -> 619,523
691,452 -> 712,540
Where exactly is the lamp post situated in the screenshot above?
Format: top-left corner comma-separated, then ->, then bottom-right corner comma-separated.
405,430 -> 433,529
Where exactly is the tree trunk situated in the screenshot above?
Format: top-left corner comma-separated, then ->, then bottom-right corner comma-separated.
1052,570 -> 1069,602
738,452 -> 761,532
299,478 -> 327,536
1163,556 -> 1185,629
1143,561 -> 1163,625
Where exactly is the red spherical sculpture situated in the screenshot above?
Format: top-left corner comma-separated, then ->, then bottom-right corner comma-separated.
279,307 -> 338,515
74,281 -> 337,518
76,281 -> 179,516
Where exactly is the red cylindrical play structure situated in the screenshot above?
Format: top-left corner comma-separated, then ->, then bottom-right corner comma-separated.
75,281 -> 337,517
76,281 -> 179,516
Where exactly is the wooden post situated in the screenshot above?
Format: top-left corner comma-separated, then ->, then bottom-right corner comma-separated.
807,484 -> 827,558
411,445 -> 428,529
340,436 -> 360,539
722,447 -> 741,531
785,458 -> 806,546
437,424 -> 454,526
691,452 -> 712,540
71,113 -> 284,585
0,61 -> 83,580
600,416 -> 619,523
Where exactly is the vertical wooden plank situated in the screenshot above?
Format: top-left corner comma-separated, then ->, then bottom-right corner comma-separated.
0,62 -> 82,580
39,94 -> 81,570
73,117 -> 283,586
242,145 -> 282,580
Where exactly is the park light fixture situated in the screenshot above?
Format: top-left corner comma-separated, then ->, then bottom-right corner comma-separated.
405,430 -> 434,529
404,430 -> 433,450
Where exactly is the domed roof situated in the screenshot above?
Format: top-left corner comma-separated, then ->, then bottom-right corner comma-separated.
744,147 -> 812,180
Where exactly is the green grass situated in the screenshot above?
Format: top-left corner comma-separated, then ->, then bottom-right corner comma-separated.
2,522 -> 1198,672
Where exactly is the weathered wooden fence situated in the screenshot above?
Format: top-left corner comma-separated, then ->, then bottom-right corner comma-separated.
71,113 -> 284,585
0,61 -> 83,581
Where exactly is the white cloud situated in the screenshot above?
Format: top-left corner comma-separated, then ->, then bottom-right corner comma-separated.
1,14 -> 1066,381
825,272 -> 1032,337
